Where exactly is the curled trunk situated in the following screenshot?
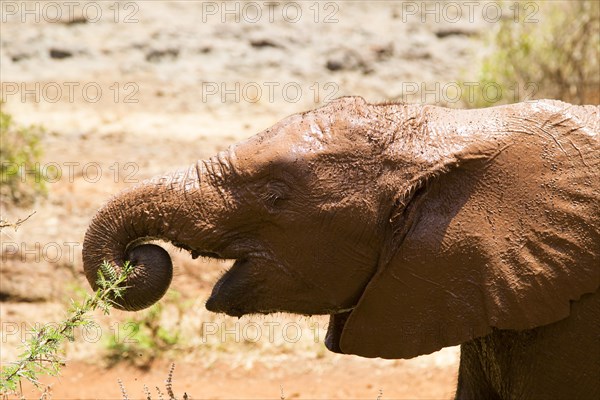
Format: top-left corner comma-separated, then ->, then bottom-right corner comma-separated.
82,162 -> 222,311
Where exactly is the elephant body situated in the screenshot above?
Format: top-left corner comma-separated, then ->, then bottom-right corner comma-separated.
457,291 -> 599,399
83,98 -> 599,399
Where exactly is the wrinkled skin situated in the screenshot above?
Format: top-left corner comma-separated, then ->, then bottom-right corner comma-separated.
83,97 -> 599,399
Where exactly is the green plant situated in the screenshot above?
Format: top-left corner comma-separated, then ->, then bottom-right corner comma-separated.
104,292 -> 183,369
463,0 -> 599,107
0,104 -> 50,206
0,261 -> 135,396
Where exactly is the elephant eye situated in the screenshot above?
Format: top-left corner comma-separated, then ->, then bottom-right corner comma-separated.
265,192 -> 285,207
262,180 -> 290,209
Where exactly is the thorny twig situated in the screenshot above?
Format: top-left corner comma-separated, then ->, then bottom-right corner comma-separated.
0,210 -> 36,231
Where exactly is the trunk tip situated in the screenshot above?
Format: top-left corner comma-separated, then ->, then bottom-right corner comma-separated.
114,244 -> 174,311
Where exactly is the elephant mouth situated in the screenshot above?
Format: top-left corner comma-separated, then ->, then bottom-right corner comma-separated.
205,256 -> 263,316
204,248 -> 360,353
325,310 -> 353,354
180,243 -> 257,316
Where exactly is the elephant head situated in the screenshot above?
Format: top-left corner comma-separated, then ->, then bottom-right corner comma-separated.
83,97 -> 599,359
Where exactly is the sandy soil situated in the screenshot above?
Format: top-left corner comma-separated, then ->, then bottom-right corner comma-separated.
16,354 -> 459,399
0,1 -> 500,398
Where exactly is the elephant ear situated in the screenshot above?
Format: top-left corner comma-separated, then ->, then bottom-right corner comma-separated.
338,126 -> 600,359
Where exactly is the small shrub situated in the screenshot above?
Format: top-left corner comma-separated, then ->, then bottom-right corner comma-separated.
463,0 -> 599,107
0,105 -> 49,206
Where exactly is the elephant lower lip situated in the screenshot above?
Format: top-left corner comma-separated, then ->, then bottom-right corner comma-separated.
205,258 -> 251,314
325,310 -> 352,354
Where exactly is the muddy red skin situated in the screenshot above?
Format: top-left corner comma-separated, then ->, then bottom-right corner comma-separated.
83,97 -> 599,399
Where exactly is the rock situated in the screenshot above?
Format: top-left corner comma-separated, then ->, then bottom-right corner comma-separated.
325,59 -> 343,71
49,48 -> 73,59
371,43 -> 394,61
10,53 -> 30,62
325,48 -> 371,73
249,38 -> 282,49
145,48 -> 180,63
64,15 -> 88,25
434,28 -> 477,39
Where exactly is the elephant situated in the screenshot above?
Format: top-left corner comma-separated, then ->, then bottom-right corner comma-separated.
83,97 -> 599,399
